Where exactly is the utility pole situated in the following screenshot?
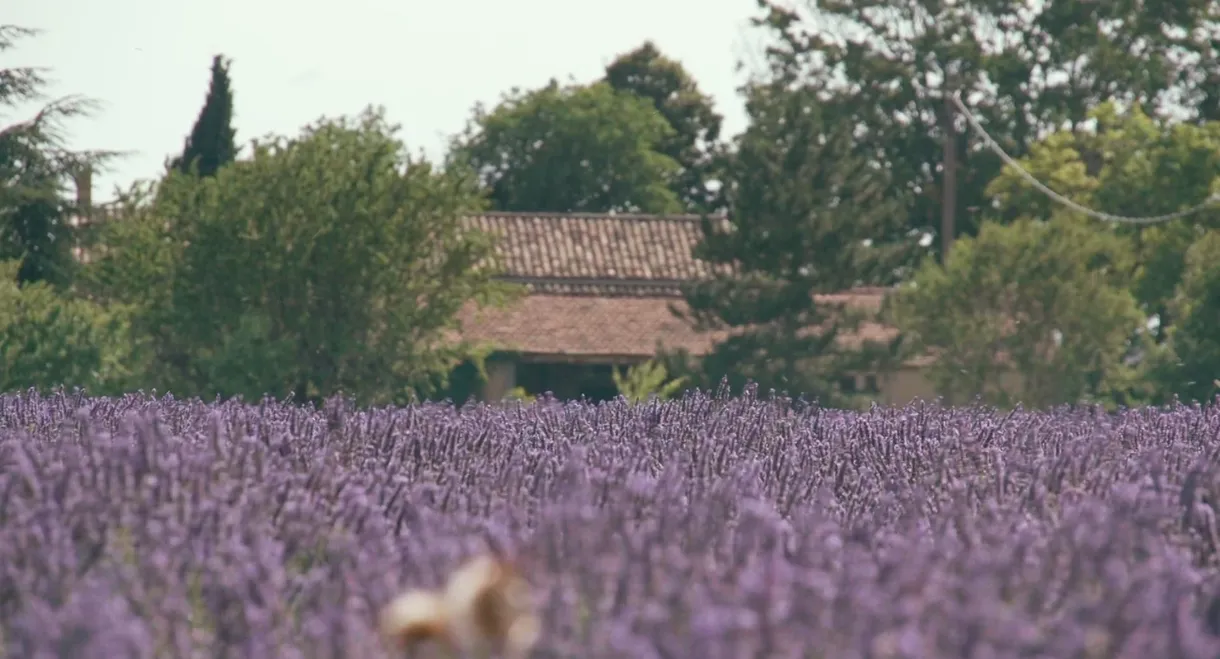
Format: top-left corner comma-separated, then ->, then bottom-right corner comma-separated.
941,86 -> 957,264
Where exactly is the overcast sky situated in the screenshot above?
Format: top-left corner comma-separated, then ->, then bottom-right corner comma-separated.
9,0 -> 769,202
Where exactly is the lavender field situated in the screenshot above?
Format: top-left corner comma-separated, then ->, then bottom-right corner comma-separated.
4,387 -> 1220,658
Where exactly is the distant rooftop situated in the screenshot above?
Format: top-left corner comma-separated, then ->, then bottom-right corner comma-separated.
455,211 -> 899,362
461,211 -> 733,297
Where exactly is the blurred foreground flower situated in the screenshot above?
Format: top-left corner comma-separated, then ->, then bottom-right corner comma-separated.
380,554 -> 541,658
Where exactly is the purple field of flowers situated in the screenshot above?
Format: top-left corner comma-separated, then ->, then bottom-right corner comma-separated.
5,387 -> 1220,658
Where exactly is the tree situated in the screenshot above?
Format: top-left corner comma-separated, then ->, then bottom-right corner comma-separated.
889,216 -> 1144,408
749,0 -> 1220,263
0,259 -> 134,394
449,80 -> 683,214
604,41 -> 726,213
985,102 -> 1220,342
168,54 -> 236,178
87,107 -> 515,405
0,25 -> 113,286
1145,231 -> 1220,405
676,81 -> 910,405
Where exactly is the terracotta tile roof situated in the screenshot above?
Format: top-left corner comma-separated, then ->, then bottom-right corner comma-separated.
456,296 -> 721,361
463,212 -> 733,286
517,281 -> 689,297
450,212 -> 916,365
455,292 -> 900,362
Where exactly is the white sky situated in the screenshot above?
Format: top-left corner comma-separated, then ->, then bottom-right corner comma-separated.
9,0 -> 768,203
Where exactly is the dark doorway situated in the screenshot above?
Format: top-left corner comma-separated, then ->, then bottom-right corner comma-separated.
516,362 -> 620,402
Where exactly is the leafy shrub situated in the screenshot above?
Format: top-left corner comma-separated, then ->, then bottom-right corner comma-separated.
891,215 -> 1143,408
0,260 -> 134,394
4,388 -> 1220,656
612,359 -> 688,402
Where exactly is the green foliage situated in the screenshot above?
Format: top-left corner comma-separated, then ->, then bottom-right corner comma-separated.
604,41 -> 726,213
0,167 -> 75,287
168,54 -> 237,178
613,359 -> 688,403
890,216 -> 1144,408
1146,230 -> 1220,404
750,0 -> 1220,263
76,182 -> 178,308
74,181 -> 184,385
0,25 -> 115,287
502,386 -> 536,404
0,260 -> 133,394
449,80 -> 683,214
679,81 -> 910,405
436,354 -> 493,406
986,102 -> 1220,337
85,107 -> 516,406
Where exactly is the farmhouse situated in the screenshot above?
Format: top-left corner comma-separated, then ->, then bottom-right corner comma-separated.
454,211 -> 941,404
66,167 -> 944,405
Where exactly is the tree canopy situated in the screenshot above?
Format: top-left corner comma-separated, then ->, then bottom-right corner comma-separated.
449,80 -> 683,214
890,216 -> 1144,408
749,0 -> 1220,262
604,41 -> 726,213
888,100 -> 1220,408
985,102 -> 1220,338
1147,228 -> 1220,404
85,108 -> 513,405
0,24 -> 113,286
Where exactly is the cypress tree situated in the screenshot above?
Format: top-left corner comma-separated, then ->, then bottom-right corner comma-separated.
170,54 -> 236,177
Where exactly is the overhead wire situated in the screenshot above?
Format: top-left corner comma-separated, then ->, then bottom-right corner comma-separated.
949,92 -> 1220,225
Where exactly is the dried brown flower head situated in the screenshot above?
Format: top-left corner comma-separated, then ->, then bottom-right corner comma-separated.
380,554 -> 541,658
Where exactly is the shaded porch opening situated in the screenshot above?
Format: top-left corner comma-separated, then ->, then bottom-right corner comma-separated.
515,361 -> 619,402
472,353 -> 643,403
